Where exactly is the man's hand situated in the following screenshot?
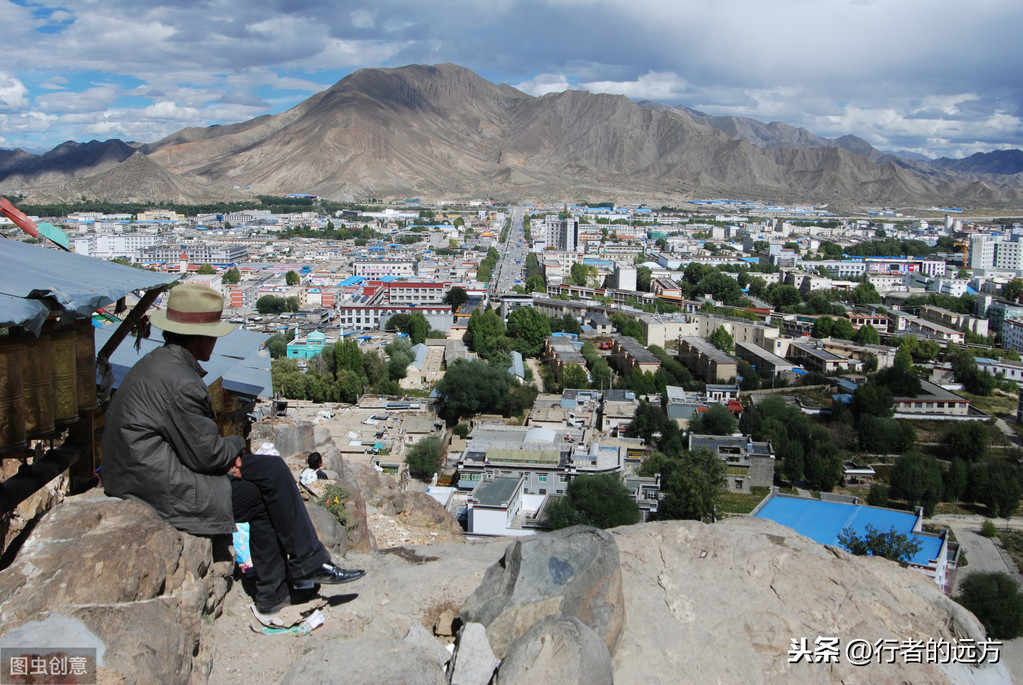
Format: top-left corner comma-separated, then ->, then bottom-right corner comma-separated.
228,455 -> 243,479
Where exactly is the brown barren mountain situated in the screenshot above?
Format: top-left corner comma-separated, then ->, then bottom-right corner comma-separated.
8,63 -> 1023,208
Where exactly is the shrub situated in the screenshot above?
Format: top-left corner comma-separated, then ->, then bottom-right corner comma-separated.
956,572 -> 1023,639
406,436 -> 445,480
980,520 -> 998,538
317,484 -> 351,528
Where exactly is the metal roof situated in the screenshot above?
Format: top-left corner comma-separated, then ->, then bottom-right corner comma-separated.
93,324 -> 273,398
0,239 -> 177,334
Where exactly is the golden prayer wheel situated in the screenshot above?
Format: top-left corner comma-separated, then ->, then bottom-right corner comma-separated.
75,318 -> 100,412
0,335 -> 28,452
50,324 -> 79,427
23,329 -> 55,439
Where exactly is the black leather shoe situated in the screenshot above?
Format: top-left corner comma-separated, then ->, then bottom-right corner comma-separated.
300,563 -> 365,585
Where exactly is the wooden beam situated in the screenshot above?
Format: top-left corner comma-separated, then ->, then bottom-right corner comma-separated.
97,287 -> 165,362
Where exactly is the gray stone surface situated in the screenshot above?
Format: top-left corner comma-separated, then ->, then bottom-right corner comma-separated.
609,518 -> 1012,685
0,494 -> 232,684
460,525 -> 624,659
449,622 -> 499,685
403,622 -> 451,669
282,635 -> 447,685
496,616 -> 612,685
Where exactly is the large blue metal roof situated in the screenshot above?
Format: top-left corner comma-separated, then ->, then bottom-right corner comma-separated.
0,239 -> 177,334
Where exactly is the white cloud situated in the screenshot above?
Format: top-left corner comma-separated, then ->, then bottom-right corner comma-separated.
514,73 -> 572,97
581,71 -> 691,102
0,73 -> 29,111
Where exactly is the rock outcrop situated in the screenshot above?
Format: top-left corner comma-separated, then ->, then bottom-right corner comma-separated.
0,494 -> 233,684
460,525 -> 624,659
0,495 -> 1013,684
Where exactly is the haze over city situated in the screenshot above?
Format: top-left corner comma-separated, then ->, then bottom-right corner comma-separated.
0,0 -> 1020,158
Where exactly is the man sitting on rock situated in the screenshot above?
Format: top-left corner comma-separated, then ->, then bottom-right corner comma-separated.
101,284 -> 364,615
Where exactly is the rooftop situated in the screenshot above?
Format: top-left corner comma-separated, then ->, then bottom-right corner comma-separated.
755,496 -> 943,568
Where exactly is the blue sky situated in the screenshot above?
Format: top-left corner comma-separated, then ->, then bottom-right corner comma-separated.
0,0 -> 1021,159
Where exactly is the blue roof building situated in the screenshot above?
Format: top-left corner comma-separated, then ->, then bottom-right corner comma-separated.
754,493 -> 954,592
286,330 -> 335,360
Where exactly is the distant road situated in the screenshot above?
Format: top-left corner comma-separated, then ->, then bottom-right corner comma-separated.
490,204 -> 524,298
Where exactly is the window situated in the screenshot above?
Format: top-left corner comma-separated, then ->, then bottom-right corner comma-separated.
538,475 -> 547,482
539,489 -> 547,495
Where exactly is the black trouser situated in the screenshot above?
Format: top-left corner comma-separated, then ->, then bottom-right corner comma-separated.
230,452 -> 330,608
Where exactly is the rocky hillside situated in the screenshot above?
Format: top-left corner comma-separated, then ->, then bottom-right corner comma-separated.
3,63 -> 1022,209
0,495 -> 1010,684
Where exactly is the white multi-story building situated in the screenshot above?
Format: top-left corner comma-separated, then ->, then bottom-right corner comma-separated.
1003,319 -> 1023,353
352,259 -> 417,278
969,234 -> 1023,275
544,216 -> 579,253
72,233 -> 162,260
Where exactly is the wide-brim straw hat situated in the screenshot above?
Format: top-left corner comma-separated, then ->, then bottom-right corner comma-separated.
150,284 -> 235,338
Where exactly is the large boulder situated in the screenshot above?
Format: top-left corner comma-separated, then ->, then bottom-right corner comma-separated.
609,518 -> 1012,684
0,494 -> 232,684
496,616 -> 613,685
459,525 -> 624,659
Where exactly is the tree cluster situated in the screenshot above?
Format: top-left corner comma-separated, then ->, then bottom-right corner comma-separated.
271,338 -> 404,402
435,358 -> 537,421
836,523 -> 922,563
255,295 -> 300,314
543,474 -> 641,530
739,395 -> 843,491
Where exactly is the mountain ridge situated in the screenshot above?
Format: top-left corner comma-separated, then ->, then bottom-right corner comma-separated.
1,63 -> 1021,209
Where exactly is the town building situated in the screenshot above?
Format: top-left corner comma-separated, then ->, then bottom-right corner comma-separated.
688,434 -> 775,493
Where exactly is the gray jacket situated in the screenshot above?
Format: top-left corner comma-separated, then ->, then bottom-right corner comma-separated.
102,344 -> 246,535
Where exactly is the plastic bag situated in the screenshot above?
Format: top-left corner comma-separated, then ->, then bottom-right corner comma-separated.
234,522 -> 252,574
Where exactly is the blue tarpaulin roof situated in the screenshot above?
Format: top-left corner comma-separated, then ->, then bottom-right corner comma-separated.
94,325 -> 273,398
0,239 -> 178,334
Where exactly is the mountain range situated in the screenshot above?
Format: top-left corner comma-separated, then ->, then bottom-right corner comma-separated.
1,63 -> 1022,210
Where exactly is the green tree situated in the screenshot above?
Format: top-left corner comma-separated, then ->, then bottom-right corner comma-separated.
943,459 -> 969,507
956,572 -> 1023,639
223,267 -> 241,284
836,524 -> 922,564
507,307 -> 551,357
889,453 -> 944,516
560,364 -> 590,390
197,263 -> 216,275
943,422 -> 990,462
286,270 -> 300,285
851,281 -> 881,305
636,266 -> 653,292
255,295 -> 286,314
334,339 -> 364,375
1003,280 -> 1023,303
406,436 -> 445,480
570,262 -> 590,286
406,312 -> 429,345
658,448 -> 726,522
984,461 -> 1022,520
688,404 -> 737,436
466,309 -> 506,358
736,360 -> 760,391
543,474 -> 640,530
443,286 -> 468,312
867,483 -> 890,507
524,275 -> 546,293
709,326 -> 734,355
767,284 -> 802,308
853,324 -> 881,346
263,331 -> 295,359
436,358 -> 523,420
